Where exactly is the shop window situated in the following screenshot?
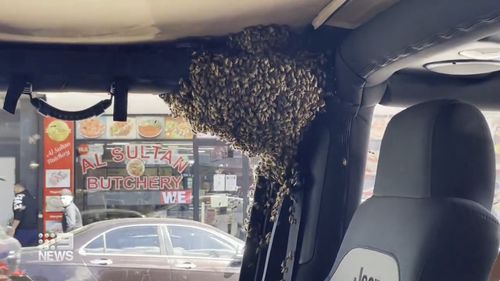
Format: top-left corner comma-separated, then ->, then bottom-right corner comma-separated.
196,143 -> 251,239
167,225 -> 235,258
69,116 -> 254,238
104,225 -> 162,255
75,142 -> 194,219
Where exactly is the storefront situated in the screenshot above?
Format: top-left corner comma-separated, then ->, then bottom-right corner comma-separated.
0,97 -> 41,229
41,111 -> 253,238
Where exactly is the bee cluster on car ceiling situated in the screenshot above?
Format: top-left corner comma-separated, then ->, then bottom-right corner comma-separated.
161,24 -> 333,276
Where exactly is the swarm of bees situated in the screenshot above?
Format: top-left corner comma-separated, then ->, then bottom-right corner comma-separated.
161,24 -> 332,272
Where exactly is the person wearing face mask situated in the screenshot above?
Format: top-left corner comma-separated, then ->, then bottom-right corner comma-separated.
60,189 -> 82,232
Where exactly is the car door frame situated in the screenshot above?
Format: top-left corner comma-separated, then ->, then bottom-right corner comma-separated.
78,223 -> 173,281
162,223 -> 242,281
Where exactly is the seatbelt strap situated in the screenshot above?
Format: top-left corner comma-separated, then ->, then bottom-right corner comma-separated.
282,184 -> 304,280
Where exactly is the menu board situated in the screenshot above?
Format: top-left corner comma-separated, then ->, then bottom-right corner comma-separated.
76,117 -> 106,139
76,116 -> 193,140
137,117 -> 164,139
165,116 -> 194,139
43,117 -> 75,234
107,117 -> 137,139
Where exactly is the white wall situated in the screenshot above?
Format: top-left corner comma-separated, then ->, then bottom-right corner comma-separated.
0,157 -> 15,227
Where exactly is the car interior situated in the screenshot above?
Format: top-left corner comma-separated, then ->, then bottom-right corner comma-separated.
1,0 -> 500,281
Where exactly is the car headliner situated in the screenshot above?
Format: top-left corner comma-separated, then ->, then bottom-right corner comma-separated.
0,0 -> 330,44
0,0 -> 401,44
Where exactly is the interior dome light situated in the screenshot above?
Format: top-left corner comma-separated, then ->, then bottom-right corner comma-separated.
459,48 -> 500,60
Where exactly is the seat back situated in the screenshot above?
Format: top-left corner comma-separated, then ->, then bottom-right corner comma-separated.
327,100 -> 499,281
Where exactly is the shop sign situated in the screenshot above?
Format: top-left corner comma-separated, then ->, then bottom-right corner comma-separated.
82,144 -> 190,192
76,116 -> 194,140
160,190 -> 192,204
43,118 -> 75,234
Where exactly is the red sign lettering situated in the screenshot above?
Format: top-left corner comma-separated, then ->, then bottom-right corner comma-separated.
84,144 -> 191,192
81,158 -> 95,175
111,147 -> 125,162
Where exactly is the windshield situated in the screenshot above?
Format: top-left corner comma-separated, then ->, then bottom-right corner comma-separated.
3,96 -> 500,281
0,93 -> 254,281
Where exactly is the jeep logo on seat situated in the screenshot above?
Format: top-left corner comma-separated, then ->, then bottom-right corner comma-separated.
354,267 -> 380,281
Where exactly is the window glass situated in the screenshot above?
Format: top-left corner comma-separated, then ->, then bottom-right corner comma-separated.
197,144 -> 251,240
363,106 -> 401,202
85,235 -> 105,254
167,225 -> 236,258
105,225 -> 161,255
75,141 -> 194,220
484,111 -> 500,219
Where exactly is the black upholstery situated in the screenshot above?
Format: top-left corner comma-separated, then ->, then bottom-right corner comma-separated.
375,100 -> 496,209
327,100 -> 499,281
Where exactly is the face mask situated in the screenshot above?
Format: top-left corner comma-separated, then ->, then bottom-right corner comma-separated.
60,195 -> 73,207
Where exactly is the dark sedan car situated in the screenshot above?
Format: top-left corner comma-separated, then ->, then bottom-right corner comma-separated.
20,218 -> 244,281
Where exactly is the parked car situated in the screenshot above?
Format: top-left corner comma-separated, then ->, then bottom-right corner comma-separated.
20,218 -> 243,281
0,227 -> 30,281
146,204 -> 193,220
81,209 -> 145,225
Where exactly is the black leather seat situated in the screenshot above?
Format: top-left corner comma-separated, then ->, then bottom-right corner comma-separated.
326,100 -> 499,281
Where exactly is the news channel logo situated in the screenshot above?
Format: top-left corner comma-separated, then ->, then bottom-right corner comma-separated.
38,232 -> 74,262
38,232 -> 74,251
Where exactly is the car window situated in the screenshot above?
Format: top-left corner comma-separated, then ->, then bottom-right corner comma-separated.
85,234 -> 105,254
104,225 -> 162,255
167,225 -> 236,258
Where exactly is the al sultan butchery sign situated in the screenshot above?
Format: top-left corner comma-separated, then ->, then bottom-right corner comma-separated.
80,145 -> 189,192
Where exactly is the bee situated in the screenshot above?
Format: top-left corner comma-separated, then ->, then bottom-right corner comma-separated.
160,24 -> 332,267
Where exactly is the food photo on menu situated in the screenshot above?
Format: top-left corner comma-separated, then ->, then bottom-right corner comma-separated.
108,118 -> 136,138
46,120 -> 71,142
164,116 -> 193,139
45,220 -> 63,234
45,195 -> 64,212
78,118 -> 106,139
137,117 -> 163,138
45,169 -> 70,188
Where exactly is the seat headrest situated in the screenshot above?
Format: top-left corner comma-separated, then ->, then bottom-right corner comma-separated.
374,100 -> 495,209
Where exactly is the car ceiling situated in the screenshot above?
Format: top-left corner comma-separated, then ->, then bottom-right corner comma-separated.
1,0 -> 500,112
0,0 -> 330,44
0,0 -> 398,44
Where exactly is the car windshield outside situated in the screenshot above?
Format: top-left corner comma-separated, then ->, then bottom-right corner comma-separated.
0,93 -> 254,281
1,94 -> 500,281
